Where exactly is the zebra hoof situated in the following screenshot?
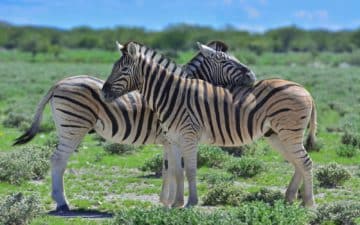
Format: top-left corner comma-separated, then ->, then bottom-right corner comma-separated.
56,204 -> 70,212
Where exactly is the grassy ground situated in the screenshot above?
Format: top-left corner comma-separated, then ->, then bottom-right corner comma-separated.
0,55 -> 359,224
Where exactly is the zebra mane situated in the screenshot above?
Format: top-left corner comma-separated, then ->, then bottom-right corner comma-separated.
124,41 -> 187,77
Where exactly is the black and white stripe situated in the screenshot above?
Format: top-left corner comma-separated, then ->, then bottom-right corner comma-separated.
14,41 -> 254,211
102,41 -> 317,208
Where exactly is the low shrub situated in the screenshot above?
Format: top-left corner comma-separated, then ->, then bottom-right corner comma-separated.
140,153 -> 163,177
202,183 -> 245,206
200,172 -> 234,185
315,163 -> 351,188
221,143 -> 262,157
103,143 -> 136,155
336,145 -> 358,158
311,201 -> 360,225
92,134 -> 106,145
341,131 -> 360,148
197,145 -> 230,168
2,111 -> 31,130
243,188 -> 284,205
226,157 -> 264,178
0,193 -> 41,225
230,200 -> 311,225
112,207 -> 233,225
0,145 -> 52,184
111,202 -> 310,225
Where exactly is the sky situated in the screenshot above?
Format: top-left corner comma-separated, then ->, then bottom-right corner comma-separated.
0,0 -> 359,32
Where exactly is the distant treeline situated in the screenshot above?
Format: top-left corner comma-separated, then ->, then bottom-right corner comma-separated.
1,22 -> 360,57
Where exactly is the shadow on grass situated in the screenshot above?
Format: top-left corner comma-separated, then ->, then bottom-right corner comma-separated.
138,174 -> 161,179
48,208 -> 113,219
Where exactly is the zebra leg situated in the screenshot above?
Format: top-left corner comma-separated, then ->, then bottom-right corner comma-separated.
160,142 -> 178,207
160,145 -> 170,206
266,134 -> 303,203
276,133 -> 315,207
181,141 -> 198,207
170,144 -> 185,208
51,135 -> 84,212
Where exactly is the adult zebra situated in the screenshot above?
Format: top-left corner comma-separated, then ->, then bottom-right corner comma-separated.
14,41 -> 255,211
102,41 -> 317,208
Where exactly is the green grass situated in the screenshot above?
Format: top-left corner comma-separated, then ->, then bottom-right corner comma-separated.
0,54 -> 359,224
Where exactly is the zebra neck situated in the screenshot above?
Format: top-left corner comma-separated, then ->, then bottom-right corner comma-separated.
138,55 -> 183,118
183,53 -> 213,82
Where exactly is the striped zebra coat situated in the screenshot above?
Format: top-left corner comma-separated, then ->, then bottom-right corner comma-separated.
102,41 -> 317,208
14,41 -> 255,211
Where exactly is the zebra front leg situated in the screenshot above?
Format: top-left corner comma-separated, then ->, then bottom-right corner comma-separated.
182,141 -> 198,207
160,142 -> 184,207
160,142 -> 176,207
170,144 -> 185,208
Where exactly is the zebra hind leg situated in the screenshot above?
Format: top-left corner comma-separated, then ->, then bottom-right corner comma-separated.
51,135 -> 85,212
266,134 -> 303,203
272,132 -> 315,207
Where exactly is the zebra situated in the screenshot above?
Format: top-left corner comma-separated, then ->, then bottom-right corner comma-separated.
13,41 -> 256,211
101,41 -> 317,208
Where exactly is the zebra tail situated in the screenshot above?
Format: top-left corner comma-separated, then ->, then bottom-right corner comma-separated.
305,99 -> 318,151
13,86 -> 55,145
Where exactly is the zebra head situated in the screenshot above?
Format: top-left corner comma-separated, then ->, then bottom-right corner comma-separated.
102,41 -> 142,102
193,41 -> 256,87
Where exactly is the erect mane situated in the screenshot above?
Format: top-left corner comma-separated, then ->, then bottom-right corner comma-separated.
206,40 -> 229,52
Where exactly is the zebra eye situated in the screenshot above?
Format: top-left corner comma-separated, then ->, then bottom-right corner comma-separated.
120,66 -> 130,73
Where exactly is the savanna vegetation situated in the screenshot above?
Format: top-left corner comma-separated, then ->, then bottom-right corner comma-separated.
0,23 -> 360,224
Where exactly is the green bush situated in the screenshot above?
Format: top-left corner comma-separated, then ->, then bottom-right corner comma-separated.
200,172 -> 234,185
341,131 -> 360,148
92,134 -> 106,145
0,145 -> 52,184
311,201 -> 360,225
2,111 -> 31,130
315,163 -> 351,188
226,157 -> 264,178
140,153 -> 163,177
243,188 -> 284,205
230,201 -> 311,225
221,144 -> 263,157
202,183 -> 245,206
111,202 -> 310,225
336,145 -> 358,158
103,143 -> 137,155
0,193 -> 41,225
112,207 -> 233,225
197,145 -> 230,168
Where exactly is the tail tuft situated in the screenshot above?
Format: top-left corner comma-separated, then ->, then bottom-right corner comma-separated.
13,126 -> 39,146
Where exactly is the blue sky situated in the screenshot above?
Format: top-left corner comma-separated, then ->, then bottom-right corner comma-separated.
0,0 -> 359,32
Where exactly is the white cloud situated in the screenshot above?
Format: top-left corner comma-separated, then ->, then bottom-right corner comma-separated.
243,5 -> 260,18
294,10 -> 329,21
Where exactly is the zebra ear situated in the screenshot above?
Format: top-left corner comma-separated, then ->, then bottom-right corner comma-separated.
127,42 -> 138,58
206,40 -> 228,52
197,42 -> 216,58
115,41 -> 124,53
